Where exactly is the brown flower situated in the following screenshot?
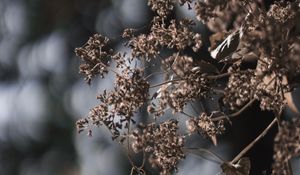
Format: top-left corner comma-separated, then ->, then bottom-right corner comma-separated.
75,34 -> 112,84
272,118 -> 300,175
131,120 -> 185,175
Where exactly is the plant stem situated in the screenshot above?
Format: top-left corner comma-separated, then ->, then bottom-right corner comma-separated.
181,111 -> 194,118
206,72 -> 231,79
231,117 -> 277,164
149,79 -> 183,88
212,98 -> 256,121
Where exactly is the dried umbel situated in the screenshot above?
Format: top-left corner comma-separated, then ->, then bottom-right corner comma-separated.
75,34 -> 112,84
272,118 -> 300,175
111,68 -> 149,118
224,70 -> 255,111
131,120 -> 185,175
148,0 -> 192,18
74,0 -> 300,174
194,1 -> 227,23
151,18 -> 202,51
127,18 -> 202,61
148,54 -> 212,117
267,1 -> 297,26
147,0 -> 174,18
76,67 -> 149,139
255,72 -> 292,113
186,113 -> 225,145
127,33 -> 160,60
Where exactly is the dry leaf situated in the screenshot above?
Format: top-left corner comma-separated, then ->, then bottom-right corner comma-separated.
210,27 -> 243,61
221,157 -> 251,175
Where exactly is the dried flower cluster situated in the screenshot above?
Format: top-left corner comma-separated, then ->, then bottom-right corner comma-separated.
127,18 -> 202,60
148,53 -> 212,117
76,67 -> 149,140
131,120 -> 185,175
75,0 -> 300,174
148,0 -> 174,18
75,34 -> 112,84
272,118 -> 300,175
224,70 -> 254,111
147,0 -> 192,18
186,113 -> 225,145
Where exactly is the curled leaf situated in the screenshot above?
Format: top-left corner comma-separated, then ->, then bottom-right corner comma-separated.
221,157 -> 251,175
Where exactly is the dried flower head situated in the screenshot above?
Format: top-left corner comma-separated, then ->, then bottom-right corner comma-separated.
127,33 -> 160,60
186,113 -> 225,145
131,120 -> 185,175
151,18 -> 201,51
272,118 -> 300,175
75,34 -> 112,84
267,1 -> 297,26
148,0 -> 174,18
76,67 -> 149,140
224,70 -> 254,111
148,54 -> 211,116
111,68 -> 149,117
194,1 -> 220,23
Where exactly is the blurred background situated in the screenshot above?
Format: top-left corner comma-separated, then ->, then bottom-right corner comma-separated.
0,0 -> 299,175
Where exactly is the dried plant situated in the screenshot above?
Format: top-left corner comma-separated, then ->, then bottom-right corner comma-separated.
272,118 -> 300,175
74,0 -> 300,174
131,120 -> 185,175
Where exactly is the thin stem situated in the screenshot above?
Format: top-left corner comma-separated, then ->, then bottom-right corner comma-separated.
149,79 -> 183,88
206,70 -> 254,80
144,71 -> 164,80
228,99 -> 256,118
206,72 -> 231,79
275,105 -> 293,175
190,102 -> 200,114
97,62 -> 119,75
181,111 -> 194,118
126,120 -> 138,173
212,98 -> 256,121
212,88 -> 225,94
170,52 -> 182,77
287,160 -> 294,175
183,147 -> 224,164
231,117 -> 277,164
140,151 -> 146,169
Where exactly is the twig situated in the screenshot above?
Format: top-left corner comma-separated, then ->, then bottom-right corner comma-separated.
149,79 -> 183,88
181,111 -> 194,118
190,102 -> 200,114
212,98 -> 256,121
183,147 -> 224,164
211,88 -> 225,94
97,62 -> 119,75
141,151 -> 146,169
231,117 -> 277,164
126,120 -> 137,169
274,105 -> 294,175
228,99 -> 256,118
144,71 -> 165,80
206,72 -> 231,79
286,160 -> 294,175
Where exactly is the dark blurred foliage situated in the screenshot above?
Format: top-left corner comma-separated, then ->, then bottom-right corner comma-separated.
0,0 -> 150,174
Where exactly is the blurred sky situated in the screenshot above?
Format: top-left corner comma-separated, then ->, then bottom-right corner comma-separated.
0,0 -> 299,175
